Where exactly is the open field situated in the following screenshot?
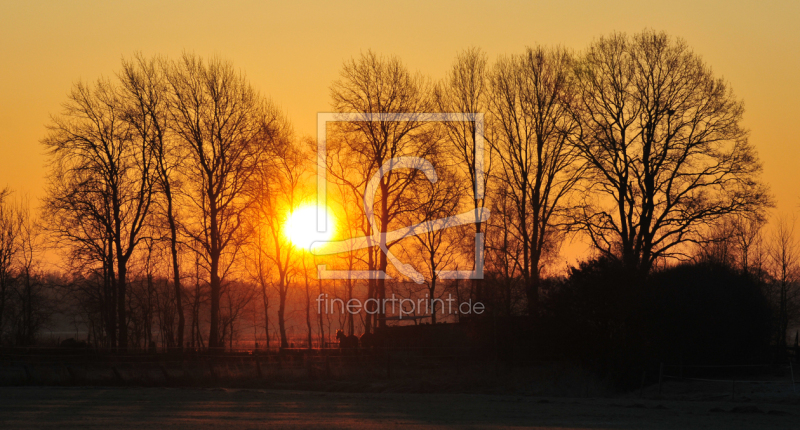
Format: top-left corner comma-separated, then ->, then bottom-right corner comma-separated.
1,386 -> 799,429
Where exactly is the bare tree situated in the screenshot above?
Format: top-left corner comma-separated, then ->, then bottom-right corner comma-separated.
165,54 -> 288,349
248,209 -> 274,349
120,53 -> 187,350
13,196 -> 51,345
0,188 -> 18,337
300,252 -> 314,348
733,214 -> 767,277
249,137 -> 304,349
434,48 -> 492,300
219,280 -> 255,349
483,184 -> 526,316
325,134 -> 380,334
698,218 -> 738,267
187,244 -> 207,349
488,46 -> 584,315
403,161 -> 468,323
43,76 -> 155,349
45,192 -> 116,347
768,215 -> 800,349
571,30 -> 772,276
327,151 -> 370,335
330,50 -> 435,328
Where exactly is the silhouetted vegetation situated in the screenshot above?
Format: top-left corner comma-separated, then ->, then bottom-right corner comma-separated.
1,31 -> 797,396
646,262 -> 772,365
537,257 -> 775,385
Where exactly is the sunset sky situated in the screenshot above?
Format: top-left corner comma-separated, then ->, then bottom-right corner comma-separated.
1,0 -> 798,228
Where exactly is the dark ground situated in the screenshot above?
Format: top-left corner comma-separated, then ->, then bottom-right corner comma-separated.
1,386 -> 799,429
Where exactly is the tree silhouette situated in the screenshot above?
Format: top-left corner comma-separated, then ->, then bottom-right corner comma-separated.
571,30 -> 772,275
165,54 -> 289,349
0,188 -> 17,338
435,47 -> 492,303
43,77 -> 155,349
119,54 -> 187,350
489,46 -> 584,315
329,50 -> 435,328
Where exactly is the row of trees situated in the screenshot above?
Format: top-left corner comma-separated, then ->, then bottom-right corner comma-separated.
540,218 -> 799,380
3,29 -> 793,351
699,214 -> 800,349
324,30 -> 768,329
41,54 -> 291,350
0,191 -> 54,345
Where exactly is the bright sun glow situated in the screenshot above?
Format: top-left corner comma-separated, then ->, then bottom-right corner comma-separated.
283,204 -> 335,252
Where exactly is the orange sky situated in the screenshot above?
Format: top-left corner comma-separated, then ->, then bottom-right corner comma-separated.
1,0 -> 799,252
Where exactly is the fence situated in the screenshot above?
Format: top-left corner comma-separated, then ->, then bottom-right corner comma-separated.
15,347 -> 794,399
655,362 -> 797,399
0,346 -> 605,397
0,346 -> 488,386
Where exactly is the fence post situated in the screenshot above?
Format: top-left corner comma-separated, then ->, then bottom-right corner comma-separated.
658,363 -> 664,397
111,365 -> 124,384
254,349 -> 262,379
208,361 -> 217,384
65,364 -> 77,385
640,370 -> 646,398
21,364 -> 32,385
305,353 -> 314,380
181,361 -> 189,384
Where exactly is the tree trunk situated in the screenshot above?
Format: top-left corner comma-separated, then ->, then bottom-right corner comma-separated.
526,270 -> 540,317
209,261 -> 221,350
24,268 -> 32,344
318,277 -> 326,344
261,283 -> 270,349
347,278 -> 355,336
278,287 -> 288,348
430,281 -> 437,325
146,271 -> 154,350
365,248 -> 375,334
116,261 -> 128,350
106,243 -> 117,348
305,283 -> 313,349
376,179 -> 389,327
166,196 -> 184,350
208,198 -> 221,350
472,198 -> 483,310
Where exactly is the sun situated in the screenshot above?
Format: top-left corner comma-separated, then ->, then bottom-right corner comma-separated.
283,204 -> 335,252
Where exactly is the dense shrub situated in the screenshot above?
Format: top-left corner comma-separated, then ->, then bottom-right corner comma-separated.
538,258 -> 773,385
646,262 -> 772,365
538,257 -> 644,374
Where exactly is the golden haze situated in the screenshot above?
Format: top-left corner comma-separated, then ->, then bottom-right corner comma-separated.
1,1 -> 799,265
